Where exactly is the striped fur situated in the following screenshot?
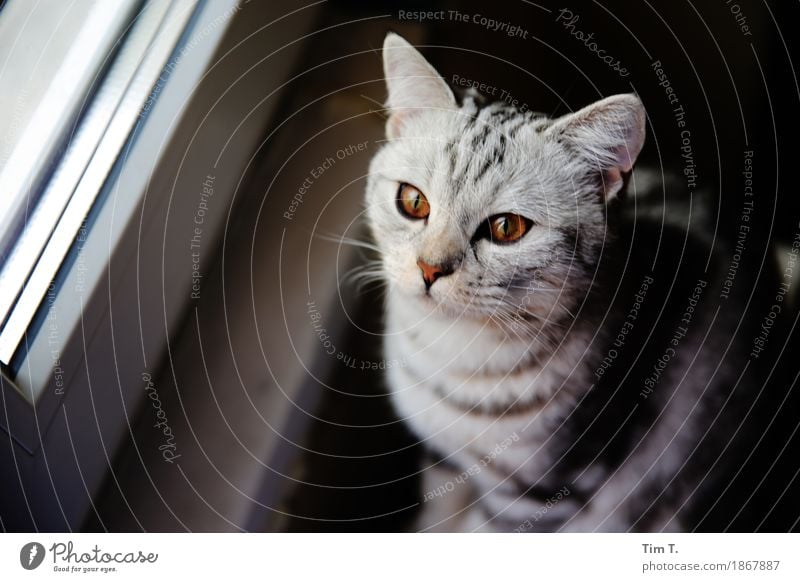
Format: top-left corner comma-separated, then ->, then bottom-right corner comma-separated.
365,34 -> 742,532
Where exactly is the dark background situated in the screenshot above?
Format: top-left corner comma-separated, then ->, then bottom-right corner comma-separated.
80,0 -> 800,531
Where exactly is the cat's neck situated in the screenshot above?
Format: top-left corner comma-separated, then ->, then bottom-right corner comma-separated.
385,289 -> 596,374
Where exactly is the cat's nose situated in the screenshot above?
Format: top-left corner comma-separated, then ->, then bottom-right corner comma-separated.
417,259 -> 453,289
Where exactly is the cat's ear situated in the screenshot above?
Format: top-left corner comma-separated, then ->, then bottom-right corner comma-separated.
382,32 -> 456,139
548,94 -> 646,200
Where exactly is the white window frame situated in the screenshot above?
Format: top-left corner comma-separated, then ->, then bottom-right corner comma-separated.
0,0 -> 315,530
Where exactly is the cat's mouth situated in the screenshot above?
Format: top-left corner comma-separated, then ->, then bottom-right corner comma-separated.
412,284 -> 466,313
413,281 -> 568,328
416,285 -> 496,319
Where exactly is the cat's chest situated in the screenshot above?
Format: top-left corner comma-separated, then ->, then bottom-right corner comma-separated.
385,298 -> 591,404
383,300 -> 587,464
386,300 -> 537,376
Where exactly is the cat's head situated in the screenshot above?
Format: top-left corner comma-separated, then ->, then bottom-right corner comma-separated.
366,33 -> 645,327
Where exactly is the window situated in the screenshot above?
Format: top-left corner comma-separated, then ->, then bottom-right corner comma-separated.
0,0 -> 198,375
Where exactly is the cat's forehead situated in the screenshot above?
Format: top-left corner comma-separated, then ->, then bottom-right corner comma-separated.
426,102 -> 561,211
382,98 -> 579,221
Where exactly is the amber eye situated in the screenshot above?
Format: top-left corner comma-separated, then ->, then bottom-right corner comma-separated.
397,183 -> 430,220
488,213 -> 530,243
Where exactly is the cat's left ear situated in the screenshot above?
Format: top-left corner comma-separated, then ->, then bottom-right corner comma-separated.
548,94 -> 646,200
382,33 -> 457,139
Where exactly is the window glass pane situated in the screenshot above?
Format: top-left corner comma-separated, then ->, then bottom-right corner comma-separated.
0,0 -> 197,365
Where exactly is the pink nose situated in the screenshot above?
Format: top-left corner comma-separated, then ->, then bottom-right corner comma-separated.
417,259 -> 452,289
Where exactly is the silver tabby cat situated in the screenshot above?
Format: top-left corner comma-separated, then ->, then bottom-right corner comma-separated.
365,33 -> 743,532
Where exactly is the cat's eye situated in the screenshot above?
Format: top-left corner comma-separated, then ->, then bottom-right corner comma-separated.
488,214 -> 530,243
397,183 -> 430,220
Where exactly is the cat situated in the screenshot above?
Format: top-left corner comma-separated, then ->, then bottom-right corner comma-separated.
364,32 -> 752,532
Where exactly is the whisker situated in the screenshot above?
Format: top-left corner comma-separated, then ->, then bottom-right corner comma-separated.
557,303 -> 576,320
504,301 -> 561,326
316,232 -> 382,254
490,311 -> 548,357
340,260 -> 388,295
506,284 -> 576,293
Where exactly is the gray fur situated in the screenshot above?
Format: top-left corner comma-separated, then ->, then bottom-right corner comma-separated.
364,33 -> 745,532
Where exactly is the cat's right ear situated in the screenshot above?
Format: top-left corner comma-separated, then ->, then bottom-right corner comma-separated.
382,33 -> 456,139
547,94 -> 646,200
